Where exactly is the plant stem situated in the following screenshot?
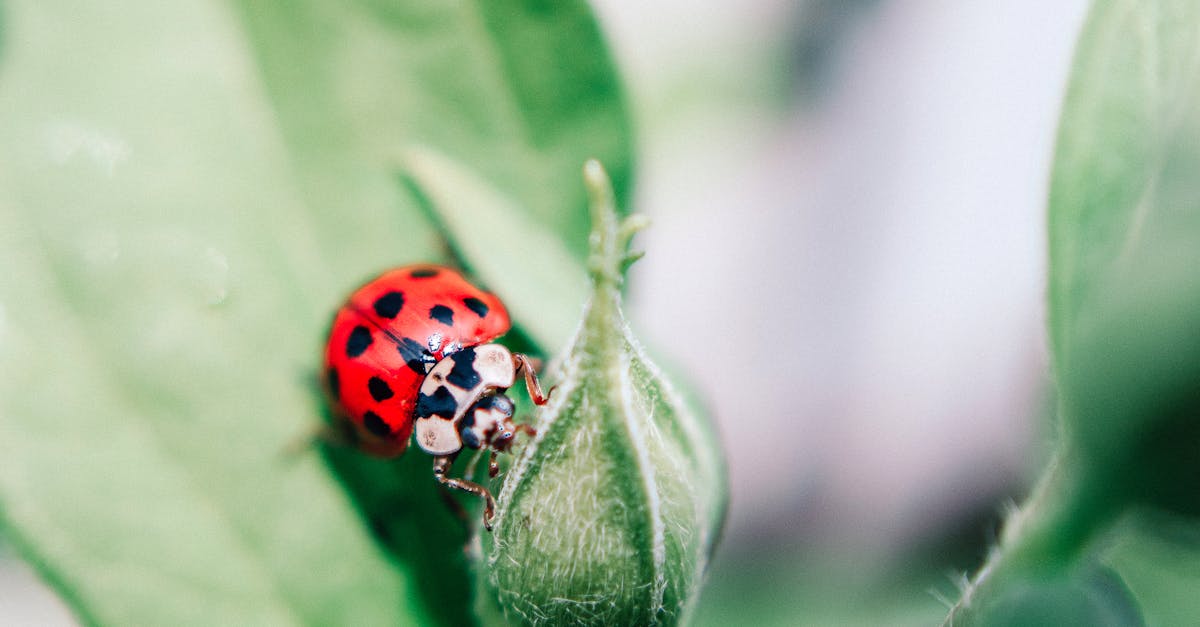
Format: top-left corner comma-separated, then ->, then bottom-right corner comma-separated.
944,445 -> 1117,624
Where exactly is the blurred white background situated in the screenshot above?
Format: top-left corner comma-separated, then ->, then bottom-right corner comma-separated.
601,0 -> 1088,564
1,1 -> 1091,622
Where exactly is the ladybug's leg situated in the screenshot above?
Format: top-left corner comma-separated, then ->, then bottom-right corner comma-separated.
433,454 -> 497,531
430,454 -> 471,526
434,479 -> 470,527
513,353 -> 554,406
488,450 -> 500,478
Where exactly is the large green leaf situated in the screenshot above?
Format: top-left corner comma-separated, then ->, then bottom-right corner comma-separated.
0,0 -> 632,624
948,1 -> 1200,622
1106,512 -> 1200,627
231,0 -> 632,264
401,145 -> 590,353
1047,0 -> 1200,503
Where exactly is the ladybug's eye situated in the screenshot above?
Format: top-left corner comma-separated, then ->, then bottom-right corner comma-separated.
492,395 -> 514,417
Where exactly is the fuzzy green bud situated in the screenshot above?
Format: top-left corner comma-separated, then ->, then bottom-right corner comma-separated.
484,161 -> 727,626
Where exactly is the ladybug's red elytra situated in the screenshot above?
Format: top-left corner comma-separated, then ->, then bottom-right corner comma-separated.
323,264 -> 548,530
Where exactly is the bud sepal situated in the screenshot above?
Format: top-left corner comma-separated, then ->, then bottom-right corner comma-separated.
483,161 -> 727,626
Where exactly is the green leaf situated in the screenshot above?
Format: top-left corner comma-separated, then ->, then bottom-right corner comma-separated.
232,0 -> 633,264
963,565 -> 1143,627
947,2 -> 1200,622
0,3 -> 425,624
0,0 -> 632,625
1106,511 -> 1200,627
482,163 -> 727,626
1047,0 -> 1200,513
400,145 -> 590,353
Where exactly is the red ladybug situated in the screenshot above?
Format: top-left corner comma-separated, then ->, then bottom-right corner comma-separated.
323,264 -> 547,529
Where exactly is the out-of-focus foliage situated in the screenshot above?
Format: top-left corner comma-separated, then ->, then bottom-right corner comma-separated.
1048,0 -> 1200,517
948,0 -> 1200,623
0,1 -> 630,625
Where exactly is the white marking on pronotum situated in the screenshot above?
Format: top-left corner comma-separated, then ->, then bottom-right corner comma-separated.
617,350 -> 666,613
427,332 -> 444,353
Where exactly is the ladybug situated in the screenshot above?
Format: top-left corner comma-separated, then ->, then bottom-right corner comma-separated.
323,264 -> 548,530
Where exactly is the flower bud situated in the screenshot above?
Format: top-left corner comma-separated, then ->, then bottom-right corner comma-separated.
484,161 -> 727,626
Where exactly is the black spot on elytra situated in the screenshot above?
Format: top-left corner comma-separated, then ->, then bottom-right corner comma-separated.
327,367 -> 340,401
368,376 -> 395,402
363,411 -> 391,437
397,337 -> 433,374
373,291 -> 405,318
429,304 -> 454,326
463,296 -> 489,318
446,348 -> 481,389
416,386 -> 458,419
346,326 -> 373,358
410,267 -> 441,278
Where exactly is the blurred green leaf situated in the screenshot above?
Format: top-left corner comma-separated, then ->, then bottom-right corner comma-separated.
948,2 -> 1200,623
0,2 -> 425,623
233,0 -> 632,263
1106,511 -> 1200,627
401,145 -> 590,353
965,565 -> 1143,627
1047,0 -> 1200,513
0,0 -> 631,625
